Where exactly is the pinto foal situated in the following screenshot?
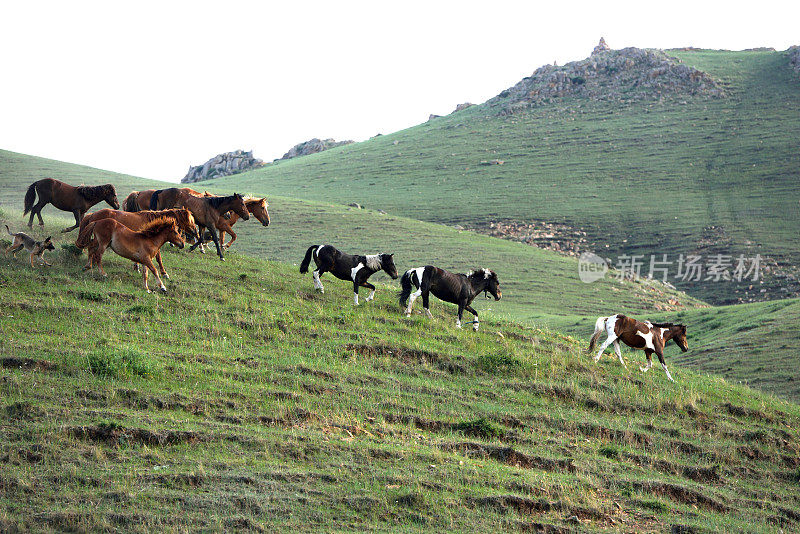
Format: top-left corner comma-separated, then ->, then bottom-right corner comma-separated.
300,245 -> 398,305
399,266 -> 501,331
588,314 -> 688,381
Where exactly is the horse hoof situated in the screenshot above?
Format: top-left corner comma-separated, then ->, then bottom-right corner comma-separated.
159,287 -> 167,293
473,324 -> 479,332
164,273 -> 170,279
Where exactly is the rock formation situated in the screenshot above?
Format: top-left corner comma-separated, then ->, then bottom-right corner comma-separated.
182,150 -> 263,183
279,138 -> 354,161
490,39 -> 724,114
788,46 -> 800,73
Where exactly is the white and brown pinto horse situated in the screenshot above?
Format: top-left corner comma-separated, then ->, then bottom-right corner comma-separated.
399,266 -> 501,331
300,244 -> 398,305
589,314 -> 688,381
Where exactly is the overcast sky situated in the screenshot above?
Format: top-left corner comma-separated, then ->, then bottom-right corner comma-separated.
2,1 -> 798,182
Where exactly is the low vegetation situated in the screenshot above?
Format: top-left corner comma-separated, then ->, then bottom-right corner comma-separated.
1,218 -> 799,532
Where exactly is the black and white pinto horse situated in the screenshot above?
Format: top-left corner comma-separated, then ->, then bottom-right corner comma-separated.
588,314 -> 688,382
299,245 -> 399,305
399,266 -> 501,331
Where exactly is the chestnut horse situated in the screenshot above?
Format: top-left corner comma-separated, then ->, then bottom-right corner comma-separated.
76,208 -> 197,278
24,178 -> 119,232
177,193 -> 249,260
216,197 -> 270,248
588,314 -> 688,382
82,217 -> 185,292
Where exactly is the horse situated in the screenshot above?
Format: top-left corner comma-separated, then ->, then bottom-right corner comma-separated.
588,314 -> 688,382
149,187 -> 206,210
23,178 -> 119,232
215,197 -> 270,249
76,208 -> 197,278
299,245 -> 398,305
177,193 -> 249,260
122,190 -> 152,212
399,266 -> 501,331
81,217 -> 185,293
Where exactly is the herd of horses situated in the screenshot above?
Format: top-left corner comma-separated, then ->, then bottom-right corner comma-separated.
13,177 -> 688,380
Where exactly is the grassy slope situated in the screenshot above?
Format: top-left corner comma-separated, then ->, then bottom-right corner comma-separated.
4,149 -> 800,402
205,50 -> 800,305
1,230 -> 800,532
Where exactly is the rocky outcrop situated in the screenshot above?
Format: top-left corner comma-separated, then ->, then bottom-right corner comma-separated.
490,38 -> 724,114
788,46 -> 800,73
453,102 -> 474,113
279,138 -> 354,161
182,150 -> 263,183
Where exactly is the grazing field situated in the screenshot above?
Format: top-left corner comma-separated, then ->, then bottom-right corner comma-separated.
1,223 -> 800,532
203,49 -> 800,305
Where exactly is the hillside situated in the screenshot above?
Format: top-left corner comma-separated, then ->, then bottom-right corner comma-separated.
5,149 -> 800,403
1,229 -> 800,532
203,49 -> 800,306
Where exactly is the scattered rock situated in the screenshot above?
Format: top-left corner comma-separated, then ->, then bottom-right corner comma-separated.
453,102 -> 474,113
787,46 -> 800,73
182,150 -> 263,183
428,114 -> 442,120
491,39 -> 723,114
279,138 -> 354,161
479,159 -> 504,166
348,203 -> 362,209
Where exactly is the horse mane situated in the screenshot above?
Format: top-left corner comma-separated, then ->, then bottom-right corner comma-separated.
468,268 -> 495,280
244,197 -> 265,206
651,322 -> 684,329
77,184 -> 114,202
138,217 -> 178,238
207,194 -> 240,210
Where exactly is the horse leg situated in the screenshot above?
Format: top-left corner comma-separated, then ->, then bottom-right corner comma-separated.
207,226 -> 224,260
613,341 -> 627,369
655,350 -> 674,382
28,201 -> 46,228
456,303 -> 465,328
142,258 -> 166,293
640,350 -> 654,373
142,263 -> 150,292
465,304 -> 480,331
62,209 -> 82,233
313,269 -> 325,293
188,225 -> 205,252
422,290 -> 433,318
405,286 -> 422,316
594,333 -> 617,362
362,281 -> 376,302
155,251 -> 168,279
352,279 -> 361,306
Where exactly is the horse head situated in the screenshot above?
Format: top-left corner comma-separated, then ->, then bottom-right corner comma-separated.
673,324 -> 688,352
470,268 -> 501,300
248,198 -> 270,226
103,184 -> 120,209
380,253 -> 398,279
231,193 -> 250,221
165,221 -> 185,249
175,209 -> 197,240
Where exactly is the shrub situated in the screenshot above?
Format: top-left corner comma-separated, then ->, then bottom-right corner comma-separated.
86,346 -> 155,379
476,353 -> 523,375
453,418 -> 505,440
599,444 -> 620,459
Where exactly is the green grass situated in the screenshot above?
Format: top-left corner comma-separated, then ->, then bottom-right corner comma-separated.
202,49 -> 800,306
1,223 -> 800,532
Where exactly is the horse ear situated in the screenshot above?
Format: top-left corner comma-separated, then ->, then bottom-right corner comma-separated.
389,253 -> 394,257
45,236 -> 52,241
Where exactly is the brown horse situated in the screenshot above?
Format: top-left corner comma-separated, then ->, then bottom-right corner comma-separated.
178,193 -> 249,260
82,217 -> 185,292
24,178 -> 119,232
216,197 -> 270,248
122,190 -> 153,212
149,187 -> 207,210
588,314 -> 688,382
76,208 -> 197,278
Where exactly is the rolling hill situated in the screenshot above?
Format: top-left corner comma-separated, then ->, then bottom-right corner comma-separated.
201,48 -> 800,307
3,149 -> 800,403
1,232 -> 799,532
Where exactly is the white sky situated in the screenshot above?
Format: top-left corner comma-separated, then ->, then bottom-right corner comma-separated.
2,1 -> 798,182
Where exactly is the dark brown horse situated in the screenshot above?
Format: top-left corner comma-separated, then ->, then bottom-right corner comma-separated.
82,217 -> 185,293
178,193 -> 249,260
216,197 -> 270,248
24,178 -> 119,232
122,190 -> 155,212
149,187 -> 207,210
76,208 -> 197,278
588,314 -> 688,382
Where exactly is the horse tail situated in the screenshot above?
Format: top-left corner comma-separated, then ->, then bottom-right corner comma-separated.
123,191 -> 139,212
149,189 -> 161,210
398,269 -> 415,307
588,316 -> 608,353
5,224 -> 13,236
299,245 -> 318,273
23,182 -> 37,215
75,220 -> 97,249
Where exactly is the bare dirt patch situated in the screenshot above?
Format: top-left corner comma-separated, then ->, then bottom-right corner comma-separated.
1,357 -> 55,371
443,442 -> 576,472
68,423 -> 204,447
345,343 -> 465,374
469,220 -> 589,256
634,481 -> 727,512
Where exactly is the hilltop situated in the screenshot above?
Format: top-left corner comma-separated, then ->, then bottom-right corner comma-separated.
206,48 -> 800,307
1,222 -> 799,532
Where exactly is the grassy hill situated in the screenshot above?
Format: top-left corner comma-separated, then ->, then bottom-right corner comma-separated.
202,49 -> 800,306
4,149 -> 800,403
1,229 -> 800,532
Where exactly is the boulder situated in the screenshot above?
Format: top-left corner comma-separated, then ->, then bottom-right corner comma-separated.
279,138 -> 354,161
182,150 -> 264,183
788,46 -> 800,73
453,102 -> 474,113
592,37 -> 610,55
